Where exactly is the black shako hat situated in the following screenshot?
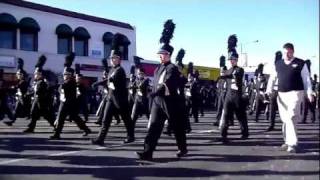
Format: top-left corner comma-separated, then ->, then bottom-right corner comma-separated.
34,55 -> 47,74
64,52 -> 75,75
17,58 -> 27,76
109,33 -> 123,59
227,34 -> 239,60
157,19 -> 175,55
175,48 -> 185,68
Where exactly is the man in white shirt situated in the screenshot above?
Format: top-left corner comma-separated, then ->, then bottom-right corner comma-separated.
266,43 -> 313,153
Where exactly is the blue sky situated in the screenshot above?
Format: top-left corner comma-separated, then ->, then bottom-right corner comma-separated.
27,0 -> 319,75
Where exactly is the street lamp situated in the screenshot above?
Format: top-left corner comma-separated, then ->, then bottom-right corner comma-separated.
240,40 -> 259,67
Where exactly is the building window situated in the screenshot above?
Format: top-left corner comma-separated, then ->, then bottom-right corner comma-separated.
0,29 -> 16,49
102,32 -> 113,58
18,17 -> 40,51
104,44 -> 112,58
119,45 -> 128,60
20,30 -> 38,51
58,36 -> 72,54
0,13 -> 18,49
73,27 -> 90,56
119,34 -> 130,60
74,38 -> 88,56
56,24 -> 73,54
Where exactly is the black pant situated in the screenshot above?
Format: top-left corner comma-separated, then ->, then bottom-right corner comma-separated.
249,91 -> 256,112
221,91 -> 249,138
96,100 -> 134,141
0,96 -> 15,121
131,98 -> 149,129
268,91 -> 278,128
78,97 -> 89,121
303,96 -> 316,123
199,99 -> 205,116
254,93 -> 265,121
27,101 -> 55,130
54,102 -> 89,135
181,97 -> 191,131
186,97 -> 198,123
215,93 -> 225,124
143,99 -> 187,155
96,97 -> 121,124
14,97 -> 31,119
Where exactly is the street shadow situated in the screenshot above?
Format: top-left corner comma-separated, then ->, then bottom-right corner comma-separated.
0,137 -> 87,152
180,153 -> 320,162
0,164 -> 318,180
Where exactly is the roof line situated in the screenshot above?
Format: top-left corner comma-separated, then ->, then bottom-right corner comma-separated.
0,0 -> 134,30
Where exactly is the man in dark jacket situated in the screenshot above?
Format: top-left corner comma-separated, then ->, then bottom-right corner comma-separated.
50,53 -> 91,139
75,64 -> 89,122
24,55 -> 55,133
0,69 -> 15,123
131,67 -> 150,129
5,58 -> 31,126
91,33 -> 135,145
185,73 -> 200,123
219,35 -> 249,143
136,20 -> 187,160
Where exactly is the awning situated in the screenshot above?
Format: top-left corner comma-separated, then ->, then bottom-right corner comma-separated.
55,24 -> 73,36
73,27 -> 90,39
102,32 -> 113,43
19,17 -> 40,32
0,13 -> 18,28
121,35 -> 131,45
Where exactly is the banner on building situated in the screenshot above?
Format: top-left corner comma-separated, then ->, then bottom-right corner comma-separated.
0,56 -> 16,68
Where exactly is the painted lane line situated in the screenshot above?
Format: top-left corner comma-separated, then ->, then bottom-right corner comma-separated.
0,140 -> 145,165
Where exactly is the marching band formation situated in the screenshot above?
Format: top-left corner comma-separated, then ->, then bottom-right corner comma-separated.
0,20 -> 319,161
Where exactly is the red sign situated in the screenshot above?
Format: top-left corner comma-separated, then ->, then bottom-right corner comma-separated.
80,64 -> 104,71
141,63 -> 159,76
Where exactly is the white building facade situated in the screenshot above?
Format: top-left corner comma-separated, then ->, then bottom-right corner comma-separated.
0,0 -> 136,84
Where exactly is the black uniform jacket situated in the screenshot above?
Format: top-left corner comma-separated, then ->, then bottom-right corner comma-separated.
152,61 -> 180,119
135,77 -> 150,102
107,65 -> 129,109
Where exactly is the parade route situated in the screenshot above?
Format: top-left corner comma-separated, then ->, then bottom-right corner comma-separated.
0,112 -> 319,180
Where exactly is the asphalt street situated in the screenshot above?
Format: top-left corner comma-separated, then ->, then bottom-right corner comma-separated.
0,111 -> 319,180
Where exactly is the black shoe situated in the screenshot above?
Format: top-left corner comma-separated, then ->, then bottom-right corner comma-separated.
123,137 -> 135,144
176,149 -> 188,158
241,134 -> 249,139
82,129 -> 92,137
135,151 -> 152,161
4,121 -> 14,126
266,126 -> 274,131
49,134 -> 60,140
91,138 -> 104,146
23,128 -> 34,133
213,122 -> 219,126
212,137 -> 229,144
186,128 -> 192,133
163,131 -> 172,136
221,138 -> 229,144
94,121 -> 102,125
